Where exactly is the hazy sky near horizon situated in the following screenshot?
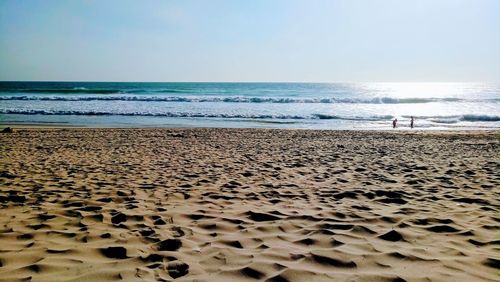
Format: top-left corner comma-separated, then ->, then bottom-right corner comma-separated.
1,0 -> 499,82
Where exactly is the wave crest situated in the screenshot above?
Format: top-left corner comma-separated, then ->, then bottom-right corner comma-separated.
0,95 -> 493,104
3,110 -> 498,123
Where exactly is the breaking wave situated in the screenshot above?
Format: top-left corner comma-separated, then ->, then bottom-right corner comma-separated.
2,109 -> 498,123
0,109 -> 395,120
0,95 -> 493,104
402,114 -> 500,123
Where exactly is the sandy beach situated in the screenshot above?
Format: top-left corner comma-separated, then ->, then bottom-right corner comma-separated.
0,128 -> 498,281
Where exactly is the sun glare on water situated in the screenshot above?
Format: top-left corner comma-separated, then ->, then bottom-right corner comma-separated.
360,82 -> 482,99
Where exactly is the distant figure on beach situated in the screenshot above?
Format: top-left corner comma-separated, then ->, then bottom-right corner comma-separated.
392,118 -> 397,128
410,116 -> 414,128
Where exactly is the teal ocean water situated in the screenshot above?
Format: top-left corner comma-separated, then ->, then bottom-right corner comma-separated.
1,82 -> 499,129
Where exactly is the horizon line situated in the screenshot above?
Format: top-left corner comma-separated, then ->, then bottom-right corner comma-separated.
0,80 -> 497,84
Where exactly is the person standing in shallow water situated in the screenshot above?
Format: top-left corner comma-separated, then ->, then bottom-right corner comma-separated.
410,116 -> 414,128
392,118 -> 397,128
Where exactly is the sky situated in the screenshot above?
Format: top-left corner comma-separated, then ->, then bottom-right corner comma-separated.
0,0 -> 499,82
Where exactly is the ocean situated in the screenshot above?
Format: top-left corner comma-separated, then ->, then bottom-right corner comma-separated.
1,81 -> 499,129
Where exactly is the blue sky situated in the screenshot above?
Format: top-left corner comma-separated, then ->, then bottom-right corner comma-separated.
0,0 -> 499,82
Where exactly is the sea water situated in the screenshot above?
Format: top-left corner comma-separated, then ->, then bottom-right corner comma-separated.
0,82 -> 499,129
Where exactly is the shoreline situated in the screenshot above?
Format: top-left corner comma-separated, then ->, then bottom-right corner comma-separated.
2,123 -> 499,132
1,128 -> 498,281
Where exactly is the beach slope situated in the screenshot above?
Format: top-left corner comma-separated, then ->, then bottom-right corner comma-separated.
0,129 -> 498,281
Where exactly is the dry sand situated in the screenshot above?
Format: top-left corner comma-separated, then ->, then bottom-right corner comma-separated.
0,128 -> 498,282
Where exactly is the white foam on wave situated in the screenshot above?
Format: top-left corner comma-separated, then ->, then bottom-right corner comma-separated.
2,109 -> 499,124
0,95 -> 495,104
